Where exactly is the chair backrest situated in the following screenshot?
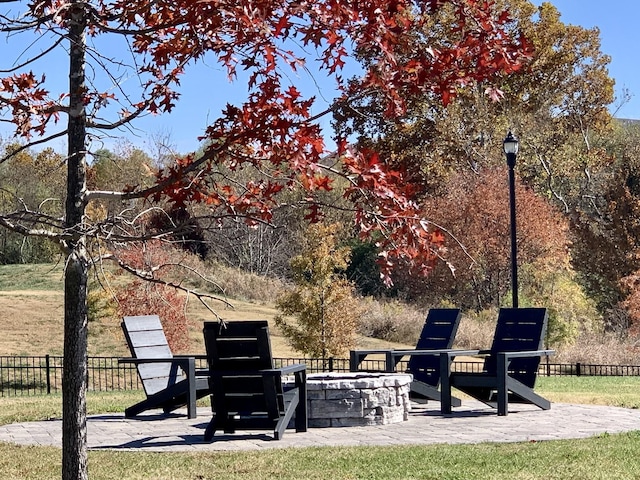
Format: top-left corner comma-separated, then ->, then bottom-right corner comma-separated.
122,315 -> 184,396
203,320 -> 278,420
203,320 -> 273,371
484,308 -> 548,387
408,308 -> 461,386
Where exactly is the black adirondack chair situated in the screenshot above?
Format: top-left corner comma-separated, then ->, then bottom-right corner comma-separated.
440,307 -> 555,416
350,308 -> 462,406
119,315 -> 210,419
203,320 -> 307,441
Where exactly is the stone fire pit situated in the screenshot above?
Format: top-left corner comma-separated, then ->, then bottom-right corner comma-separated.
294,372 -> 412,428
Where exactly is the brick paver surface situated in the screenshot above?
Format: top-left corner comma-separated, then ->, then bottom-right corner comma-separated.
1,401 -> 639,452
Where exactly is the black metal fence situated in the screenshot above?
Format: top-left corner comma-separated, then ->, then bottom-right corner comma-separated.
1,355 -> 639,397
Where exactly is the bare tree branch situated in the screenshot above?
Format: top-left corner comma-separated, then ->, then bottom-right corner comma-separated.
102,252 -> 236,314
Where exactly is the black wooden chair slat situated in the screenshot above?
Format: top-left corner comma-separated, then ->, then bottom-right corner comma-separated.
218,376 -> 269,393
214,358 -> 267,371
407,309 -> 461,400
203,320 -> 307,441
214,340 -> 261,358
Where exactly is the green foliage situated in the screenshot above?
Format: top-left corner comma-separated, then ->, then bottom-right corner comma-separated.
0,235 -> 59,265
345,239 -> 390,297
275,223 -> 362,359
520,263 -> 601,347
89,145 -> 156,192
0,145 -> 65,264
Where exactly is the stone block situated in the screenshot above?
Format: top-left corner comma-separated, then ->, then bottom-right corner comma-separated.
361,387 -> 392,408
306,389 -> 326,400
310,398 -> 363,418
287,372 -> 412,428
330,416 -> 385,427
308,418 -> 332,428
325,388 -> 361,400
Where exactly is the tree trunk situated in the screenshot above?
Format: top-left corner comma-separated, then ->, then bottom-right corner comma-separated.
62,253 -> 89,480
62,2 -> 89,479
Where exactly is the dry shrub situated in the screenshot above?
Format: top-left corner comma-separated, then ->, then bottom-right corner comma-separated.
113,241 -> 192,352
453,310 -> 497,350
357,298 -> 425,344
357,301 -> 498,348
115,279 -> 190,352
205,261 -> 285,303
553,331 -> 640,365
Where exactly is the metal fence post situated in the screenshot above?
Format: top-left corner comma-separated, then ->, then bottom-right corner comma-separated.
45,354 -> 51,394
546,356 -> 551,377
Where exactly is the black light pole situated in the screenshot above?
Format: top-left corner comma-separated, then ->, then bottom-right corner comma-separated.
503,131 -> 519,309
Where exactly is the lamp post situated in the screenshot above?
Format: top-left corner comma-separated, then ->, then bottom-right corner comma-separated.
503,131 -> 519,309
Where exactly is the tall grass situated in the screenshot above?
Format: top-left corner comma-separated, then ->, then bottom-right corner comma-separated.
552,330 -> 640,365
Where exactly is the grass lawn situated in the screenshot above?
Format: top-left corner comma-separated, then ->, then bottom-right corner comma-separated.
1,378 -> 639,479
536,375 -> 640,409
2,432 -> 640,480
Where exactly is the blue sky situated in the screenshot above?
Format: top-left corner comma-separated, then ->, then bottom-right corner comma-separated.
1,1 -> 638,155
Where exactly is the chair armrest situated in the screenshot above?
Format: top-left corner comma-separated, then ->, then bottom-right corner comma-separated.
351,349 -> 392,356
173,354 -> 208,360
118,357 -> 190,365
352,348 -> 485,373
273,363 -> 306,375
261,364 -> 307,378
118,356 -> 202,376
438,349 -> 484,360
500,349 -> 556,360
437,349 -> 484,376
384,349 -> 478,372
495,350 -> 556,386
350,349 -> 392,371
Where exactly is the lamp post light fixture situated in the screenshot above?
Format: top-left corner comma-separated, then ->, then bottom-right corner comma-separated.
503,131 -> 519,308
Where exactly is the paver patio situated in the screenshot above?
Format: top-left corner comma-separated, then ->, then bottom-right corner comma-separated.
1,400 -> 639,452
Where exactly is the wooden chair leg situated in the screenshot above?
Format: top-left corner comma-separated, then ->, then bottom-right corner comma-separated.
440,353 -> 453,414
497,353 -> 509,416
